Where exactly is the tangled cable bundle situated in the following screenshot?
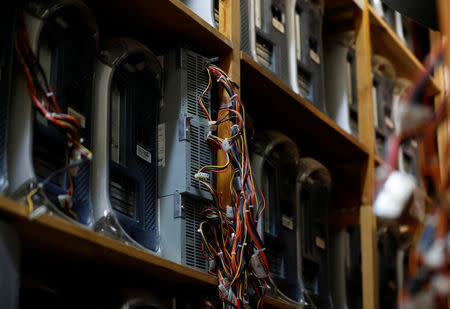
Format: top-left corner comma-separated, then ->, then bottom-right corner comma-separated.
15,11 -> 92,218
196,64 -> 269,309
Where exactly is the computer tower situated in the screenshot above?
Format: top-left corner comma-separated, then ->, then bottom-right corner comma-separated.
8,0 -> 98,224
158,47 -> 216,272
91,38 -> 162,252
286,0 -> 326,112
251,130 -> 301,301
241,0 -> 290,84
181,0 -> 217,28
330,227 -> 362,309
324,33 -> 358,137
372,55 -> 395,157
0,7 -> 16,194
296,157 -> 332,308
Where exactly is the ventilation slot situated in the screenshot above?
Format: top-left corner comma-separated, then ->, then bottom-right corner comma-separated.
297,69 -> 312,100
214,0 -> 219,26
186,52 -> 211,119
190,123 -> 213,193
184,195 -> 209,272
110,173 -> 136,218
256,36 -> 274,70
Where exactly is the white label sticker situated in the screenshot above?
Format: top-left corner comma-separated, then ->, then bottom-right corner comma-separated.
255,0 -> 262,29
385,116 -> 394,129
272,18 -> 285,34
310,49 -> 320,64
411,140 -> 418,148
157,123 -> 166,167
137,144 -> 152,163
68,107 -> 86,128
315,236 -> 326,249
281,215 -> 294,230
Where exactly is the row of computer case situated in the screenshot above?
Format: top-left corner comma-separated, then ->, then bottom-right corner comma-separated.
0,0 -> 362,308
184,0 -> 420,183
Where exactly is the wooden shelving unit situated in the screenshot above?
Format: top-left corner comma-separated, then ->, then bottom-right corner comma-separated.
0,0 -> 441,308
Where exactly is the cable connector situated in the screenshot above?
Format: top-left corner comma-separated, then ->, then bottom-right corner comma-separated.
374,171 -> 416,219
250,251 -> 269,279
208,120 -> 218,132
226,205 -> 235,219
69,149 -> 82,176
58,194 -> 73,209
222,138 -> 232,152
218,284 -> 229,298
194,172 -> 209,181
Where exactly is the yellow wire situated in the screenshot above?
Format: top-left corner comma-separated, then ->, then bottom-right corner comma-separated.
26,188 -> 38,213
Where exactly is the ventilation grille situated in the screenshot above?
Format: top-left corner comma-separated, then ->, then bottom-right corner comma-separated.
71,163 -> 91,224
110,174 -> 136,218
184,195 -> 209,272
186,51 -> 211,119
214,0 -> 219,27
190,123 -> 214,193
266,247 -> 283,278
256,37 -> 274,70
240,1 -> 251,55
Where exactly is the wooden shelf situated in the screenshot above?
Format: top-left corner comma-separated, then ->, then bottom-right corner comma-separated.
264,296 -> 301,309
83,0 -> 233,56
0,195 -> 217,287
368,4 -> 440,97
240,52 -> 368,210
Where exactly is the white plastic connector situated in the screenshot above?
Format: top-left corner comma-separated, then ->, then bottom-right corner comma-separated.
374,171 -> 416,219
226,205 -> 234,219
222,138 -> 232,152
218,284 -> 229,297
58,194 -> 73,209
250,251 -> 269,279
70,149 -> 82,176
194,172 -> 209,181
208,120 -> 218,131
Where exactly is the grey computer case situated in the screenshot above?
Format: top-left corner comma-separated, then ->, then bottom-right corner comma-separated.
241,0 -> 290,84
159,47 -> 216,272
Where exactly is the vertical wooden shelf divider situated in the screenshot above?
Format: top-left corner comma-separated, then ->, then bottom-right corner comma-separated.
354,1 -> 379,309
217,0 -> 240,207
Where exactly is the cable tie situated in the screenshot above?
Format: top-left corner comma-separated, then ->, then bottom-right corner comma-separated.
217,251 -> 223,256
46,92 -> 54,97
217,75 -> 225,83
229,94 -> 238,101
231,251 -> 236,255
249,205 -> 254,208
244,210 -> 250,213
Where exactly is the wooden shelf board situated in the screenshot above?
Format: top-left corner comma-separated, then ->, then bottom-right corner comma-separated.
0,195 -> 217,287
83,0 -> 232,57
368,5 -> 440,97
264,296 -> 301,309
241,52 -> 368,209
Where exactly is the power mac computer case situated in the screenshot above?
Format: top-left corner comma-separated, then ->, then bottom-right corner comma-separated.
8,0 -> 98,225
91,37 -> 161,252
